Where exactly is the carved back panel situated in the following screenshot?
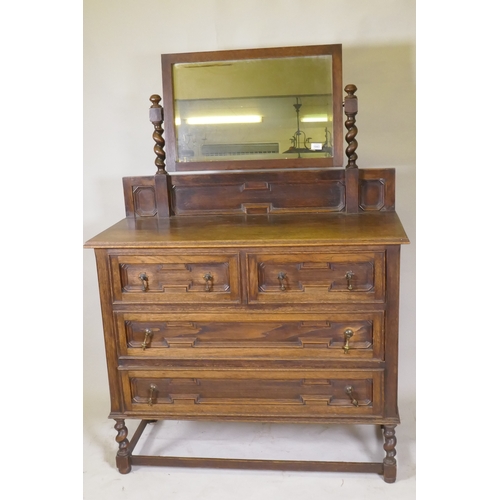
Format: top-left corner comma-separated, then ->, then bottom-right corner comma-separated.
123,168 -> 395,218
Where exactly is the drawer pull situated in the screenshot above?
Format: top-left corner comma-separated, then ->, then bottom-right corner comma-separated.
345,271 -> 354,290
141,329 -> 153,350
148,384 -> 157,406
277,272 -> 287,291
203,273 -> 213,292
345,385 -> 359,407
139,273 -> 149,291
343,329 -> 354,354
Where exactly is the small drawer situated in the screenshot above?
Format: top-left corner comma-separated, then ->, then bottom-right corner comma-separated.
247,251 -> 385,304
121,369 -> 384,419
115,312 -> 384,360
109,253 -> 241,304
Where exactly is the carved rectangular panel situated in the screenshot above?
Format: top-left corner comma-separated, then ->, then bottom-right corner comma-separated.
114,311 -> 384,360
247,251 -> 385,304
123,176 -> 157,217
122,369 -> 383,418
121,170 -> 397,217
358,168 -> 395,211
171,169 -> 345,215
109,253 -> 241,304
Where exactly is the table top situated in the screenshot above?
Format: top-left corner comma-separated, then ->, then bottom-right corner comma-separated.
84,212 -> 409,249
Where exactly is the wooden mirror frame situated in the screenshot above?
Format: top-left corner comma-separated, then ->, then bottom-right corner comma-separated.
161,44 -> 344,172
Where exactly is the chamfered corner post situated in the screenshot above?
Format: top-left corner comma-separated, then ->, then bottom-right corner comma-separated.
344,84 -> 359,213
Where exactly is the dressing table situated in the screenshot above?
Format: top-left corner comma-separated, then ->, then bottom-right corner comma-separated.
84,44 -> 408,482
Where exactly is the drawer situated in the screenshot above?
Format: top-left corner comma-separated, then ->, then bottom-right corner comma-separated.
247,251 -> 386,304
121,369 -> 384,419
109,253 -> 241,304
114,312 -> 384,360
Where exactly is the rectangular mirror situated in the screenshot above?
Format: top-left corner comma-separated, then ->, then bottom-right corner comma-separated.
161,45 -> 343,172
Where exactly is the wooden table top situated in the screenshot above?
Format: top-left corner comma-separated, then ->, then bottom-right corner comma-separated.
84,212 -> 409,249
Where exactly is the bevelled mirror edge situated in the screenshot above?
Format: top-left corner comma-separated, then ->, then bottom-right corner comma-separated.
160,44 -> 343,172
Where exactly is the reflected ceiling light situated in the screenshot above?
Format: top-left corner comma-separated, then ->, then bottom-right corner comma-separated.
185,115 -> 263,125
301,115 -> 328,123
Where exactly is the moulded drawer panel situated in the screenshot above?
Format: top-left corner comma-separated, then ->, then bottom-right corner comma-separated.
109,253 -> 241,304
247,251 -> 386,304
114,311 -> 384,361
121,369 -> 384,419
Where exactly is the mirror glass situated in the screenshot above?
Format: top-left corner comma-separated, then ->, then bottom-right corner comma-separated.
172,56 -> 333,163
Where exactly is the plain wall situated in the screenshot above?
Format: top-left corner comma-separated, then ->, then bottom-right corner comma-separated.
83,0 -> 415,411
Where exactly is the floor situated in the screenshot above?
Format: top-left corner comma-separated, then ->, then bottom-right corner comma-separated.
83,395 -> 416,500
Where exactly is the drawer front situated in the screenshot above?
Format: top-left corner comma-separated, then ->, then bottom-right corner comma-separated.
121,369 -> 383,419
247,251 -> 385,304
110,254 -> 241,304
115,312 -> 384,360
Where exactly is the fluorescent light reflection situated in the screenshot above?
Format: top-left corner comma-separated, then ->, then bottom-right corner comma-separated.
301,115 -> 328,123
185,115 -> 263,125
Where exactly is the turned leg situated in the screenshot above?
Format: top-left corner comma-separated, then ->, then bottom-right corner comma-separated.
114,419 -> 132,474
382,424 -> 397,483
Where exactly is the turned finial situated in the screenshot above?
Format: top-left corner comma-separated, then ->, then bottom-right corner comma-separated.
344,84 -> 357,96
150,94 -> 161,107
344,84 -> 358,169
149,94 -> 166,174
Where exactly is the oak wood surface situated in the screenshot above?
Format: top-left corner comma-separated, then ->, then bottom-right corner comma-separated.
87,43 -> 408,481
116,311 -> 383,360
122,168 -> 397,217
130,455 -> 384,474
85,212 -> 409,248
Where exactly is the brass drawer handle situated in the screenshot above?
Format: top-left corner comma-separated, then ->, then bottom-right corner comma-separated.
343,329 -> 353,354
345,271 -> 354,290
203,273 -> 213,292
141,329 -> 153,350
139,273 -> 149,291
345,385 -> 359,407
277,272 -> 287,291
148,384 -> 157,406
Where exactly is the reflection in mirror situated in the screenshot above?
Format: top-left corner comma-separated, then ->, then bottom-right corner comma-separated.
173,56 -> 333,162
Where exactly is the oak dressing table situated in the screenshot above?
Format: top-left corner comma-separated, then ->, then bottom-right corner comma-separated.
85,44 -> 409,482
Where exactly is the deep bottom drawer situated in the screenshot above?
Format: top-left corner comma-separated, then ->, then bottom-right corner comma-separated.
121,369 -> 384,419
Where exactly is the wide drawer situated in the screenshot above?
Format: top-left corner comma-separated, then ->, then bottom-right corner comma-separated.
109,253 -> 241,304
121,369 -> 384,419
114,312 -> 384,360
247,251 -> 385,304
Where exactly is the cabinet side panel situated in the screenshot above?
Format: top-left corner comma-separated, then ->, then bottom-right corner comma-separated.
94,249 -> 123,414
384,245 -> 401,420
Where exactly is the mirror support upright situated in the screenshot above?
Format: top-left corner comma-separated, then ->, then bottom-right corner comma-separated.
344,84 -> 359,214
149,94 -> 172,217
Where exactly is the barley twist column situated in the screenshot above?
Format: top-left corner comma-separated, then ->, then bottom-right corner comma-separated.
149,94 -> 166,174
344,84 -> 358,169
382,424 -> 397,483
114,419 -> 132,474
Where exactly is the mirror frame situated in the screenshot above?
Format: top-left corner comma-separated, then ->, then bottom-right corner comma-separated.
161,44 -> 343,172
